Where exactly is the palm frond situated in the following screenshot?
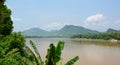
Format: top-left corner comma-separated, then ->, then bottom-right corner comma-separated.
29,40 -> 43,65
65,56 -> 79,65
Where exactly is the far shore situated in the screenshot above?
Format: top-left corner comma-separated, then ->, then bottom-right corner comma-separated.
26,36 -> 120,43
72,38 -> 120,43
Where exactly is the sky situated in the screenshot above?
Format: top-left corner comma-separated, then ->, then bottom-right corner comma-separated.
6,0 -> 120,32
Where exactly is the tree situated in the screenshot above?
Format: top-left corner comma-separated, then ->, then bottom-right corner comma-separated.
0,0 -> 13,36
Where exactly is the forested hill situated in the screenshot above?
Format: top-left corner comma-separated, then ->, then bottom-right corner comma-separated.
21,25 -> 99,37
106,28 -> 119,32
53,25 -> 99,37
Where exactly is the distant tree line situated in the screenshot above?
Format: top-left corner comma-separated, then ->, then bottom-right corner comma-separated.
72,32 -> 120,40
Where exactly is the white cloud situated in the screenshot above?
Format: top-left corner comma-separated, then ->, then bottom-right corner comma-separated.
83,18 -> 120,32
86,13 -> 104,22
11,17 -> 22,22
84,13 -> 105,28
82,13 -> 107,31
41,22 -> 63,31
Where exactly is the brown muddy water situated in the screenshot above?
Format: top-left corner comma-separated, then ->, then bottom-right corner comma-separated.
27,38 -> 120,65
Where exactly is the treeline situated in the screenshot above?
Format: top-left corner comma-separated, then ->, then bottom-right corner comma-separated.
72,32 -> 120,40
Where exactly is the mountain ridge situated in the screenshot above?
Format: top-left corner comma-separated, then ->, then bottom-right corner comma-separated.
22,28 -> 49,36
106,28 -> 119,32
21,25 -> 101,37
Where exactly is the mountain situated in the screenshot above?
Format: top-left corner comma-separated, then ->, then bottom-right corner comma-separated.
53,25 -> 99,36
21,25 -> 99,37
22,28 -> 49,36
106,28 -> 118,32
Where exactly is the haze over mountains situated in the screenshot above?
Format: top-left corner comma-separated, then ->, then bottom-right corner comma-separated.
21,25 -> 119,37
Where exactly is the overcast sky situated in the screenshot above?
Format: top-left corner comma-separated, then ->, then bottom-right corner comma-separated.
6,0 -> 120,32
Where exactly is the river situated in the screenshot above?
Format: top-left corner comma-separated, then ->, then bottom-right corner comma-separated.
27,38 -> 120,65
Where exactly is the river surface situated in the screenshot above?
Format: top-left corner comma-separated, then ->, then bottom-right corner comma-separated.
27,38 -> 120,65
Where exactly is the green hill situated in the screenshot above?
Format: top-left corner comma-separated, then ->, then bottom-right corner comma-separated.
22,28 -> 49,36
106,28 -> 118,32
21,25 -> 99,37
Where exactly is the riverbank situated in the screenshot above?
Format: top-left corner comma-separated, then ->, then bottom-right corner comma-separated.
71,38 -> 120,48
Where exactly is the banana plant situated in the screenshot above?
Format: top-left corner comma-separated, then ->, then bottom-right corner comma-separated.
29,40 -> 43,65
28,40 -> 79,65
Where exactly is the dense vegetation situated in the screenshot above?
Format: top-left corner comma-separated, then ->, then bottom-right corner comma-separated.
72,31 -> 120,40
0,33 -> 37,65
0,0 -> 79,65
0,0 -> 13,35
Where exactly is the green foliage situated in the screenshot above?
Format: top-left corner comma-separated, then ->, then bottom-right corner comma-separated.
29,40 -> 43,65
0,0 -> 13,35
72,31 -> 120,40
45,41 -> 64,65
65,56 -> 79,65
0,33 -> 37,65
44,41 -> 79,65
0,33 -> 24,57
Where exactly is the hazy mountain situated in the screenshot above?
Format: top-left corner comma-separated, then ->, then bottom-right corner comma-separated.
53,25 -> 99,36
106,28 -> 118,32
21,25 -> 99,37
22,28 -> 49,36
49,30 -> 58,33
